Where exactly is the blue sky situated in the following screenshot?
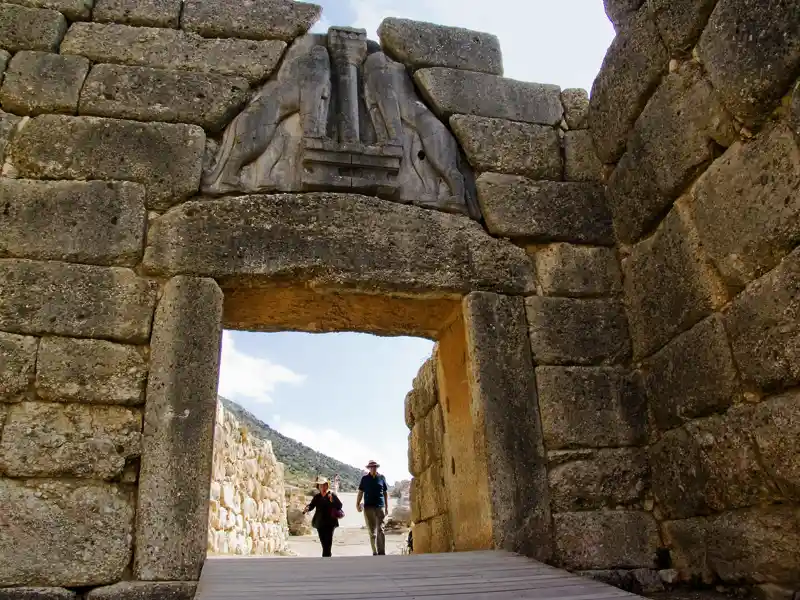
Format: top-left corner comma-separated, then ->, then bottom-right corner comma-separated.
220,1 -> 615,484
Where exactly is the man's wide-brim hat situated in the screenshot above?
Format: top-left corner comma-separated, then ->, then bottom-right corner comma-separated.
366,460 -> 380,468
315,477 -> 330,486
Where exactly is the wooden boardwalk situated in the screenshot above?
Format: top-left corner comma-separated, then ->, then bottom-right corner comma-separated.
195,550 -> 643,600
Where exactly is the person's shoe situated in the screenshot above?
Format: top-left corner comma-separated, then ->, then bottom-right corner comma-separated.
372,552 -> 377,556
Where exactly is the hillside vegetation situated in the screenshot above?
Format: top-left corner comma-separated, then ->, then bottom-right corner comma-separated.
218,397 -> 364,491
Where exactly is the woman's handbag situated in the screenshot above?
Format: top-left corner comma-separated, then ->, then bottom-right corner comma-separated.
330,507 -> 345,519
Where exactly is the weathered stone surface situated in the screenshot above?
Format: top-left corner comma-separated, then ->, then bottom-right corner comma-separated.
606,63 -> 736,244
36,337 -> 147,405
532,244 -> 622,298
0,179 -> 146,266
564,130 -> 603,183
61,23 -> 287,83
453,117 -> 562,180
622,206 -> 728,359
0,479 -> 134,586
92,0 -> 181,28
548,448 -> 648,512
0,401 -> 141,479
0,260 -> 157,343
697,0 -> 800,125
643,315 -> 740,431
589,8 -> 669,164
0,4 -> 66,52
748,390 -> 800,498
409,404 -> 443,476
554,511 -> 660,569
0,51 -> 89,116
0,588 -> 76,600
3,0 -> 91,20
464,292 -> 552,562
415,68 -> 563,125
408,353 -> 438,423
377,18 -> 502,75
477,174 -> 612,245
664,506 -> 800,584
144,194 -> 536,296
723,248 -> 800,390
536,366 -> 647,449
691,123 -> 800,288
181,0 -> 320,41
525,297 -> 632,365
0,110 -> 20,162
135,276 -> 223,581
0,49 -> 9,79
80,65 -> 249,133
561,88 -> 589,129
603,0 -> 645,29
8,115 -> 205,211
86,582 -> 197,600
0,332 -> 36,402
415,463 -> 447,522
650,410 -> 781,520
649,0 -> 718,55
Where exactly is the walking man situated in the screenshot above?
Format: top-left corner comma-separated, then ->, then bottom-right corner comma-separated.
356,460 -> 389,555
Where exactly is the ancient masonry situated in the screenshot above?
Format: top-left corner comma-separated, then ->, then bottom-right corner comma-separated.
207,401 -> 289,556
0,0 -> 797,598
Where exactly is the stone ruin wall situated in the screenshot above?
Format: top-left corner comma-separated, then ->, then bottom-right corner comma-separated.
0,0 -> 796,597
207,401 -> 289,556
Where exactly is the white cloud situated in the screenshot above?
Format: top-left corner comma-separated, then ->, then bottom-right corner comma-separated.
218,331 -> 305,404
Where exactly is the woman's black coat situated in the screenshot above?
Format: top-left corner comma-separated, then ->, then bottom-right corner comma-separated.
306,491 -> 343,530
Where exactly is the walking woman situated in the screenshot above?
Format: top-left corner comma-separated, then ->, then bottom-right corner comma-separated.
303,477 -> 344,557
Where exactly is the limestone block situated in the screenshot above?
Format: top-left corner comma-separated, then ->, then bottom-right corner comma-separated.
0,479 -> 134,586
0,49 -> 8,78
561,88 -> 589,130
61,23 -> 286,84
415,68 -> 563,125
477,174 -> 612,245
548,448 -> 648,512
0,51 -> 89,116
748,390 -> 800,497
409,405 -> 443,476
650,411 -> 781,520
0,401 -> 141,479
0,110 -> 20,163
451,116 -> 562,180
664,506 -> 800,584
589,8 -> 669,164
0,179 -> 146,266
622,206 -> 728,360
0,4 -> 66,52
649,0 -> 718,55
0,332 -> 37,402
86,582 -> 197,600
554,511 -> 660,569
80,65 -> 249,133
723,248 -> 800,390
143,194 -> 536,296
415,463 -> 447,522
413,520 -> 431,554
606,64 -> 736,244
3,0 -> 92,21
135,276 -> 223,580
536,366 -> 647,450
409,353 -> 438,422
532,244 -> 622,297
0,589 -> 77,600
563,130 -> 603,183
378,18 -> 502,75
463,292 -> 552,561
691,123 -> 800,288
403,390 -> 414,429
36,337 -> 147,405
8,115 -> 205,211
603,0 -> 645,29
92,0 -> 181,28
428,514 -> 454,554
525,297 -> 632,365
0,260 -> 157,343
697,0 -> 800,126
642,315 -> 740,431
181,0 -> 320,41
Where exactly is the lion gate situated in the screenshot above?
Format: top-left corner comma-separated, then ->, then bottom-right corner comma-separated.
0,0 -> 798,598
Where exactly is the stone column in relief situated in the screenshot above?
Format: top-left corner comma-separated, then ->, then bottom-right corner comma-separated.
463,292 -> 553,562
134,276 -> 224,581
328,26 -> 368,143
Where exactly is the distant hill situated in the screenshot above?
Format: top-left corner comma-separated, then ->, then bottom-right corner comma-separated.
218,397 -> 364,492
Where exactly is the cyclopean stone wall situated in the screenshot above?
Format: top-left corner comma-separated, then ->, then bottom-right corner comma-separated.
0,0 -> 796,598
207,401 -> 289,556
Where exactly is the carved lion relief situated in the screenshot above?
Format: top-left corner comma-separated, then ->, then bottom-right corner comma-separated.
202,27 -> 480,220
